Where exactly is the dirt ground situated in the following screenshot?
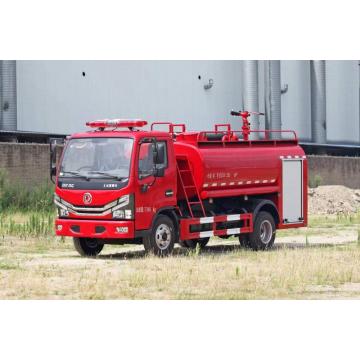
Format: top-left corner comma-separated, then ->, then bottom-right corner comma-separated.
308,185 -> 360,215
0,185 -> 359,300
0,220 -> 359,299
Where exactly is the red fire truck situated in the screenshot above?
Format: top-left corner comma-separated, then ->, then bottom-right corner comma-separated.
51,111 -> 307,256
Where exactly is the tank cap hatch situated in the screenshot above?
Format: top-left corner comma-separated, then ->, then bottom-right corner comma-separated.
86,119 -> 147,131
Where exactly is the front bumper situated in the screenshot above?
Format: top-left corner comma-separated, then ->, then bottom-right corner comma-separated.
55,219 -> 135,239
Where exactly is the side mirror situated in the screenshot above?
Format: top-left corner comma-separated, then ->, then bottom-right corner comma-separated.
154,142 -> 165,164
51,165 -> 57,177
50,138 -> 64,183
49,139 -> 59,183
154,165 -> 165,177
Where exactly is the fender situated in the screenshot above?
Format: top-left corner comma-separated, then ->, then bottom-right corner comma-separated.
245,199 -> 280,225
135,206 -> 179,239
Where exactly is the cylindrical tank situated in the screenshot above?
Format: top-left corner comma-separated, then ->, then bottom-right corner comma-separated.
174,133 -> 305,199
243,61 -> 259,140
1,60 -> 17,131
310,60 -> 326,144
280,60 -> 311,141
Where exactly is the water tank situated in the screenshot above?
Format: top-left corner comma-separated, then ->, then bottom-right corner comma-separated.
174,131 -> 305,199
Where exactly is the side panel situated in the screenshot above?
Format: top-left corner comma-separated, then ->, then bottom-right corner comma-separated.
282,159 -> 303,224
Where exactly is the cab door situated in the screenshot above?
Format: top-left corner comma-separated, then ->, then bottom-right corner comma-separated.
135,138 -> 177,231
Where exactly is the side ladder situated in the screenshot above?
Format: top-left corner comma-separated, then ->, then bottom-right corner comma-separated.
176,157 -> 206,218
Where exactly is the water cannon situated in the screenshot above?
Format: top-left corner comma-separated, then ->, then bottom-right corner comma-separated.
86,119 -> 148,131
230,110 -> 264,141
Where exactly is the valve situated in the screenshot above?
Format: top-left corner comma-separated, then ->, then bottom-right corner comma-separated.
230,110 -> 264,141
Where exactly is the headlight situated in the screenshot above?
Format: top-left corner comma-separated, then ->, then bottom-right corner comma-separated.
59,208 -> 69,217
112,194 -> 134,219
112,194 -> 130,210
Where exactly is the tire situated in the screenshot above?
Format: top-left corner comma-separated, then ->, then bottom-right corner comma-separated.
238,234 -> 250,248
143,215 -> 177,256
73,237 -> 104,257
183,237 -> 210,249
247,211 -> 276,251
178,240 -> 190,248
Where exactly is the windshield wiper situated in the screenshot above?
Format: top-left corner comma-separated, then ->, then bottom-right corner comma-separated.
60,171 -> 90,180
87,171 -> 128,181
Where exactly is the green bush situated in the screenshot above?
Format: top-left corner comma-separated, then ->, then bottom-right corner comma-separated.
0,170 -> 54,213
0,212 -> 55,238
309,174 -> 323,188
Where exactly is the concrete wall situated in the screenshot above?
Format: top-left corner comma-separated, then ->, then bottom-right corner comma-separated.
0,143 -> 51,187
0,143 -> 359,189
308,155 -> 360,189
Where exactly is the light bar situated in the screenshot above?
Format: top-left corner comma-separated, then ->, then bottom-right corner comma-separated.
86,119 -> 147,129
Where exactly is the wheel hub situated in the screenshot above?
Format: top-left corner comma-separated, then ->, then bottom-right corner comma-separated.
155,224 -> 171,250
86,238 -> 99,248
260,220 -> 272,244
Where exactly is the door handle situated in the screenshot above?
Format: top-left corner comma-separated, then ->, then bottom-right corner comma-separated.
165,189 -> 173,197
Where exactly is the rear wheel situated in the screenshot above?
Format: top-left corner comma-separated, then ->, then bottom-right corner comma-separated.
238,234 -> 250,248
178,240 -> 190,248
73,237 -> 104,257
183,237 -> 210,249
248,211 -> 276,250
143,215 -> 176,256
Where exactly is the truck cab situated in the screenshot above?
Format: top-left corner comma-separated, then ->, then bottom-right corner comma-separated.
53,120 -> 178,256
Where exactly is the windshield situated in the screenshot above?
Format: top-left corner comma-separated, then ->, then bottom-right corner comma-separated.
60,138 -> 133,179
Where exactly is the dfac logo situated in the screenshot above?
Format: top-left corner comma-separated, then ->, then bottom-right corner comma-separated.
83,192 -> 93,205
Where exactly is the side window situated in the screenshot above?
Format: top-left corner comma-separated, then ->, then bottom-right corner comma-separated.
138,143 -> 154,179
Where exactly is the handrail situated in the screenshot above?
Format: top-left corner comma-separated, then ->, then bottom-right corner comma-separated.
151,122 -> 186,134
171,124 -> 186,133
197,129 -> 298,143
151,122 -> 173,131
214,124 -> 231,132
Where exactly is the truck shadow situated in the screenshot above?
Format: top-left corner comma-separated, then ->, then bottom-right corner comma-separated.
97,242 -> 342,261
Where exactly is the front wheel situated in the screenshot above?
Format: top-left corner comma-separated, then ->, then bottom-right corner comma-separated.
143,215 -> 177,256
73,237 -> 104,257
247,211 -> 276,250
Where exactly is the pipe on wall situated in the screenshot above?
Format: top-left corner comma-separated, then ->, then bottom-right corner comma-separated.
265,60 -> 282,139
1,60 -> 17,131
310,60 -> 326,144
242,60 -> 259,139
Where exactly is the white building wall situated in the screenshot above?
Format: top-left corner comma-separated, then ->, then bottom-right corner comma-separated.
16,60 -> 243,134
280,60 -> 312,141
325,60 -> 359,144
15,60 -> 360,144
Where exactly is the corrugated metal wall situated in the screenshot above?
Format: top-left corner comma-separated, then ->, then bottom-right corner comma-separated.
280,60 -> 312,140
326,60 -> 359,144
11,60 -> 360,144
16,61 -> 243,134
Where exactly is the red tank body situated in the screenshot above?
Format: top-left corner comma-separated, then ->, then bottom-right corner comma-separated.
174,131 -> 305,200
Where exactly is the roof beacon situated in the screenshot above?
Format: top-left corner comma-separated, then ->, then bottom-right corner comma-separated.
86,119 -> 147,131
